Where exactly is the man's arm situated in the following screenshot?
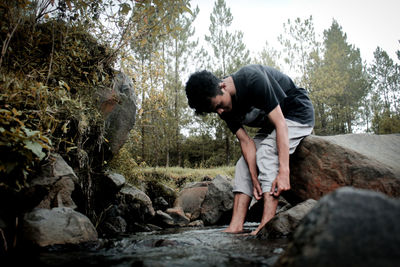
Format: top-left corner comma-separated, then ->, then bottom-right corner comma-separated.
236,128 -> 263,200
268,105 -> 290,197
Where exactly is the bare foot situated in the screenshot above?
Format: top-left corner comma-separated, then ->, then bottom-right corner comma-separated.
222,227 -> 243,234
250,230 -> 258,236
249,225 -> 264,236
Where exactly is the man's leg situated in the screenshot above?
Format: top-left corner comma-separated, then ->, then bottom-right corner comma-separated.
252,120 -> 314,236
223,154 -> 255,233
223,192 -> 251,233
250,193 -> 278,235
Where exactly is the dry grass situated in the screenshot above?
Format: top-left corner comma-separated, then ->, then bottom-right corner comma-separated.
124,166 -> 235,190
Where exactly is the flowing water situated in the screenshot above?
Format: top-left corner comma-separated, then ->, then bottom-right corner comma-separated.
9,223 -> 288,267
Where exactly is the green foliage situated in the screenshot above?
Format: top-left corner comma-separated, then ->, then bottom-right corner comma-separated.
372,110 -> 400,134
0,100 -> 51,191
317,20 -> 369,134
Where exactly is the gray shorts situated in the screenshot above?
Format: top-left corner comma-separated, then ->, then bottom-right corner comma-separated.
233,119 -> 313,197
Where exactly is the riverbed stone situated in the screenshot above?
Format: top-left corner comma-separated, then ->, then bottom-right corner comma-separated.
153,210 -> 175,227
258,199 -> 317,239
104,171 -> 126,191
165,206 -> 190,226
275,187 -> 400,267
153,197 -> 169,211
22,207 -> 98,247
188,220 -> 204,227
174,185 -> 208,221
101,216 -> 127,236
144,179 -> 177,208
200,175 -> 234,225
31,153 -> 79,210
117,184 -> 155,230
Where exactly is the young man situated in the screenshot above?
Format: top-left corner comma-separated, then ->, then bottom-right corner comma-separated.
185,64 -> 314,235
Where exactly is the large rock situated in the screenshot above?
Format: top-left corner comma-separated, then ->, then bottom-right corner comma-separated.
275,187 -> 400,267
321,133 -> 400,177
97,71 -> 137,157
200,175 -> 233,225
289,134 -> 400,201
22,207 -> 98,247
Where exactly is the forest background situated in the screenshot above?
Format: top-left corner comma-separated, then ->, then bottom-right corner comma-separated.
116,0 -> 400,169
1,0 -> 399,182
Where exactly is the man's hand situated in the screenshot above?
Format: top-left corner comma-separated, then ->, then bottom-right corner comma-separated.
270,170 -> 290,197
267,105 -> 290,198
252,180 -> 263,200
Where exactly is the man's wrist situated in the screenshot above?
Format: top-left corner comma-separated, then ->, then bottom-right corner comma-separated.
278,166 -> 290,176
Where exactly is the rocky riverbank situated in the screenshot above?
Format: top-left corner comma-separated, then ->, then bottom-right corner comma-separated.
1,133 -> 399,266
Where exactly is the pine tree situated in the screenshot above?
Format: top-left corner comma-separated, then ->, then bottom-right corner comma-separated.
316,20 -> 369,134
203,0 -> 250,165
278,16 -> 320,88
162,3 -> 199,166
368,46 -> 400,134
254,41 -> 282,70
121,0 -> 192,166
205,0 -> 250,77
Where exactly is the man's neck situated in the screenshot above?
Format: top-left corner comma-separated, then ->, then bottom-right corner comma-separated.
223,76 -> 236,96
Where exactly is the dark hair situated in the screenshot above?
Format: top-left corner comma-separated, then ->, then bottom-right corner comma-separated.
185,70 -> 222,115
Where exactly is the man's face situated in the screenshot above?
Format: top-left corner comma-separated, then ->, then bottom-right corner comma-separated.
210,88 -> 232,115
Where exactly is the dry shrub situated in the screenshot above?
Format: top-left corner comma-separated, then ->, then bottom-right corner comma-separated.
0,9 -> 116,193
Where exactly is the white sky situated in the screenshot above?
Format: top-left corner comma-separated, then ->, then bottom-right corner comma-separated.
189,0 -> 400,65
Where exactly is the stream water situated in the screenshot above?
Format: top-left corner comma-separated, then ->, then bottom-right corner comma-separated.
9,223 -> 288,267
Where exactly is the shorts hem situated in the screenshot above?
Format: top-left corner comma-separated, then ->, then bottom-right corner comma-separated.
232,189 -> 253,198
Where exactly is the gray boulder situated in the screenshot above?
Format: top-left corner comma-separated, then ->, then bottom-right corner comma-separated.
102,216 -> 127,236
22,207 -> 97,247
200,175 -> 234,225
275,187 -> 400,267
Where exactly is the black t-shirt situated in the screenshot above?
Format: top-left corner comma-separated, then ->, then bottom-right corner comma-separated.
220,64 -> 315,134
